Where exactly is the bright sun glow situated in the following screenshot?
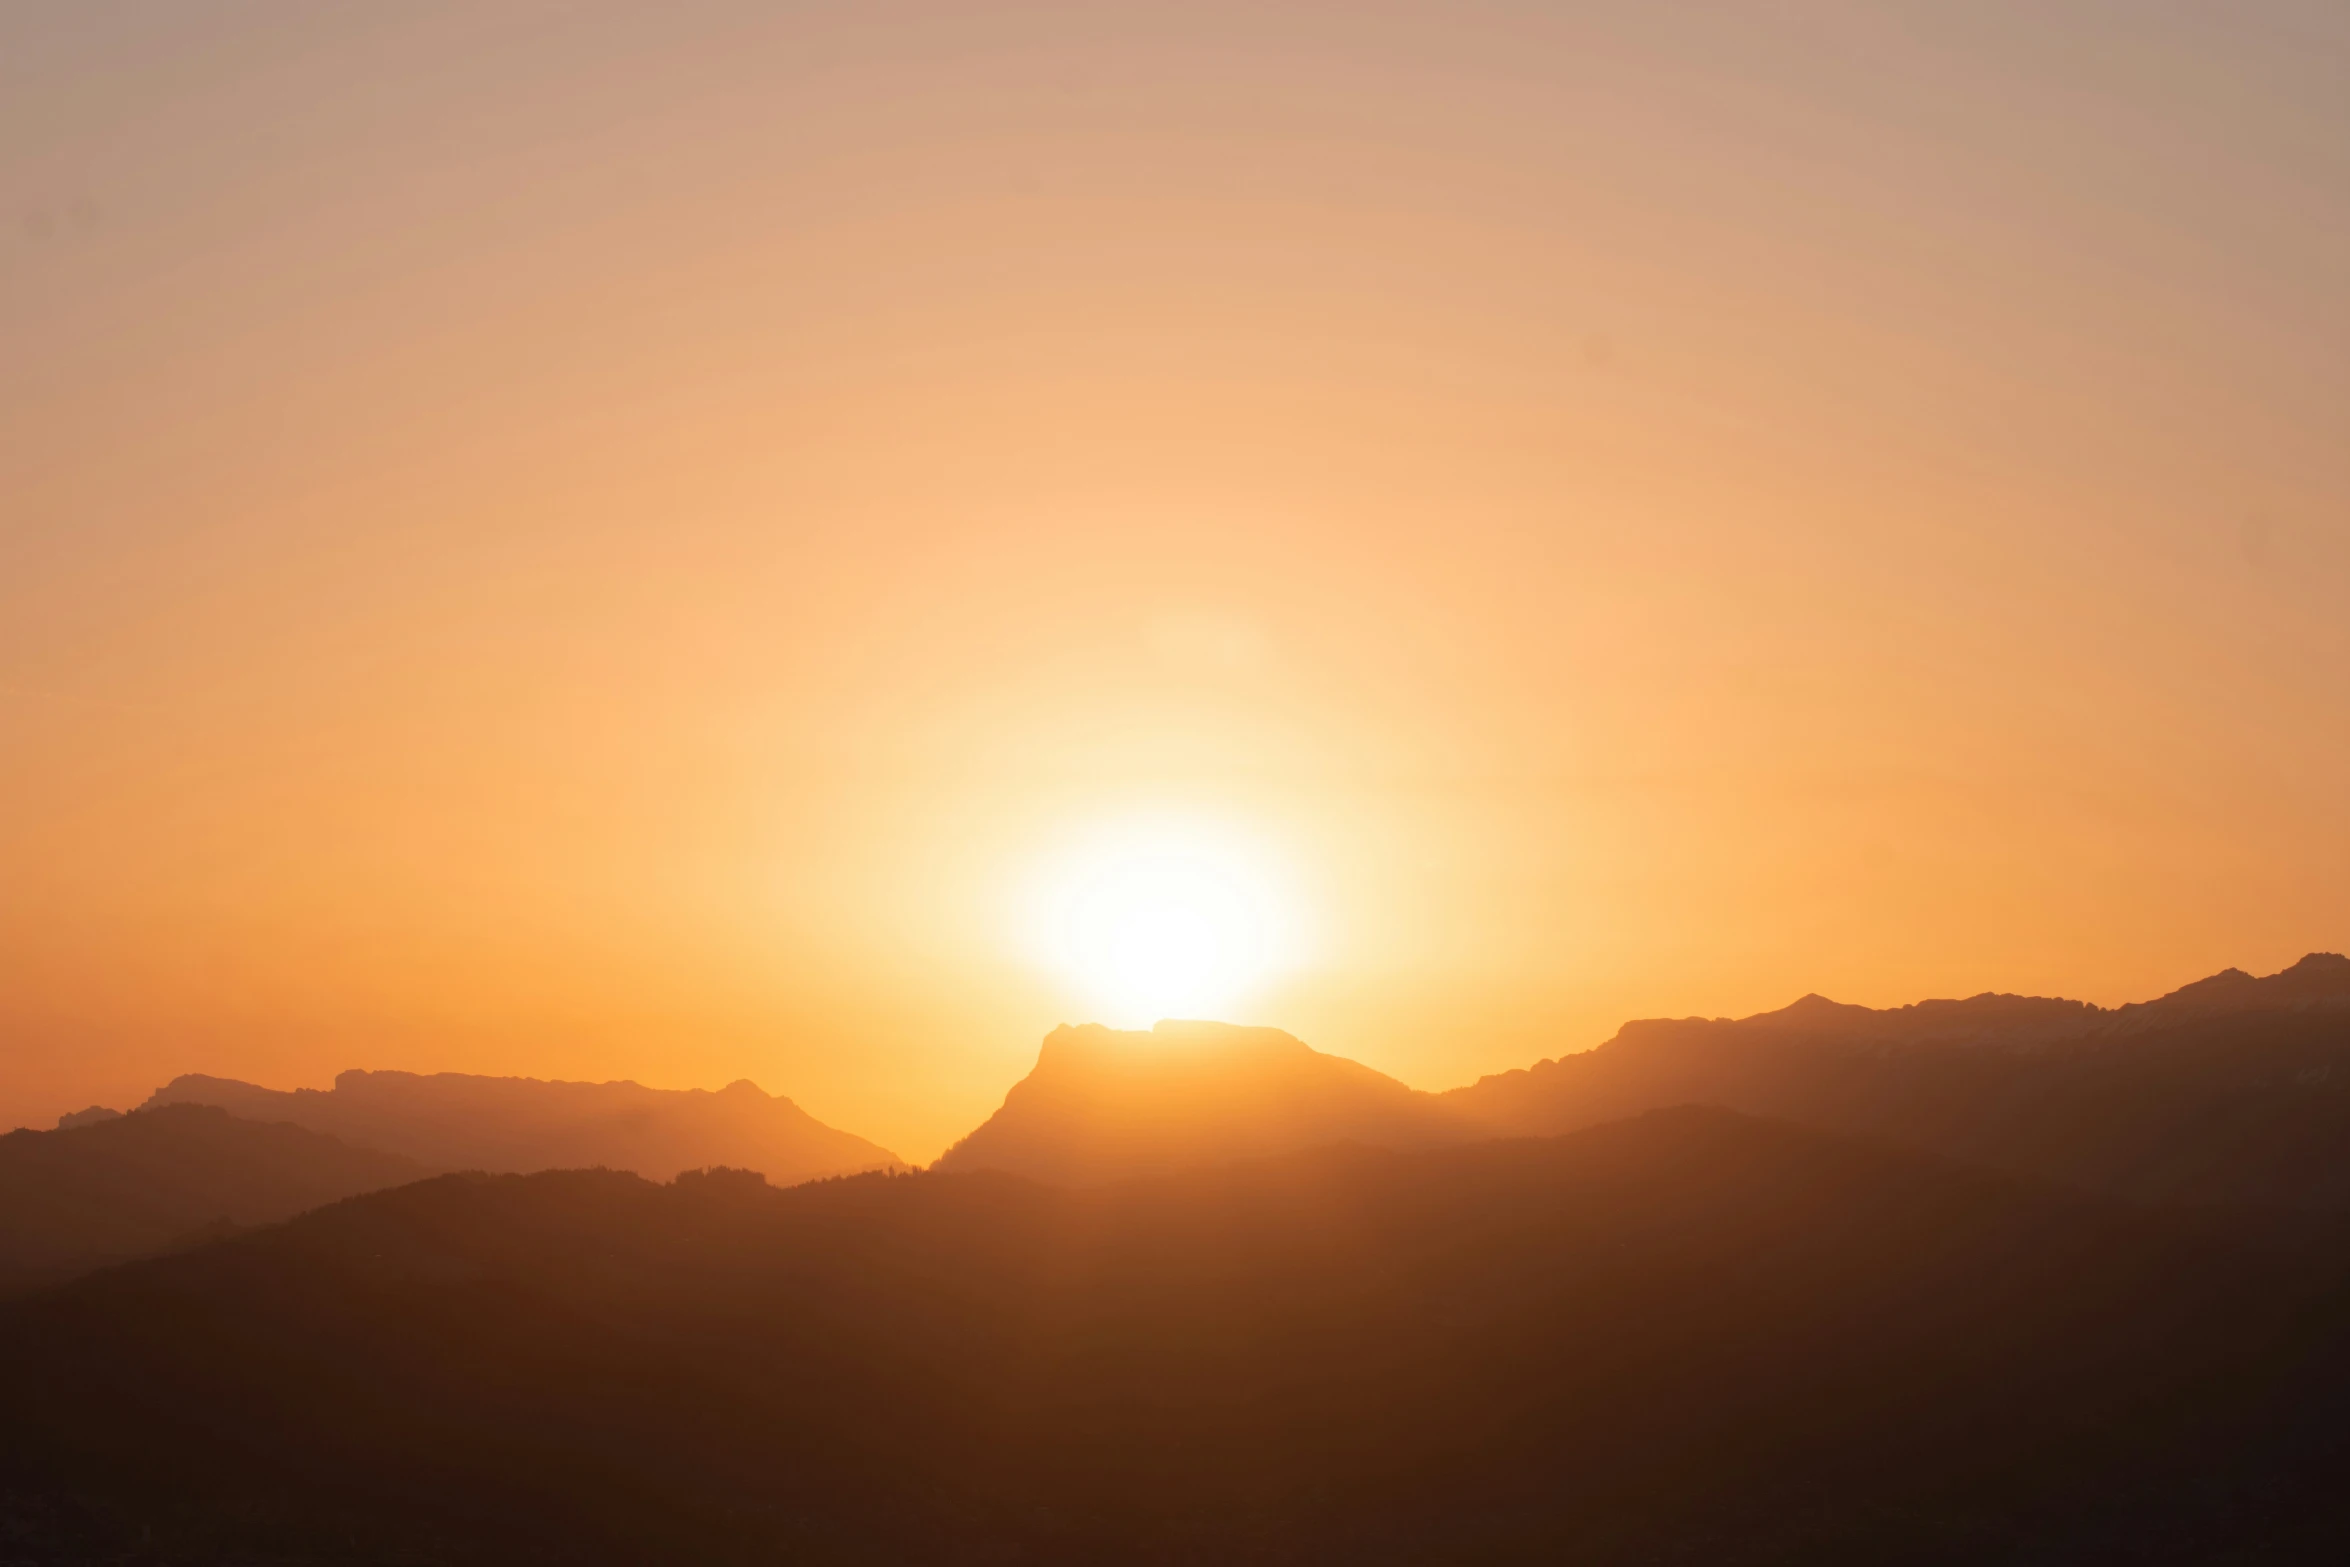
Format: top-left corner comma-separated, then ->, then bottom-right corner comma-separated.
1021,814 -> 1305,1026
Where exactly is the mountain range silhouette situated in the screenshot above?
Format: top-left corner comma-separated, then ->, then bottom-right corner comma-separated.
932,956 -> 2350,1203
6,956 -> 2350,1560
142,1067 -> 903,1184
1441,951 -> 2350,1206
10,955 -> 2349,1298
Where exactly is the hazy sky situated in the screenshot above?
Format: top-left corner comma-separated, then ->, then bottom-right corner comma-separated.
5,1 -> 2347,1158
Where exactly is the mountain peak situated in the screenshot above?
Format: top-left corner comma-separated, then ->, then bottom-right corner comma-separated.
2111,953 -> 2350,1035
1749,992 -> 1878,1030
936,1024 -> 1469,1182
1781,992 -> 1849,1014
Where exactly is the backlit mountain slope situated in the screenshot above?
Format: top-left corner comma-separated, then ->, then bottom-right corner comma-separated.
933,1020 -> 1474,1181
0,1104 -> 423,1295
143,1069 -> 901,1184
1447,954 -> 2350,1206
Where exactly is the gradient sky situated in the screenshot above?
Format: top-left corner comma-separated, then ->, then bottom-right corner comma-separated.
5,1 -> 2347,1159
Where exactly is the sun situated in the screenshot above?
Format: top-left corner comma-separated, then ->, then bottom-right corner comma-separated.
1021,814 -> 1305,1026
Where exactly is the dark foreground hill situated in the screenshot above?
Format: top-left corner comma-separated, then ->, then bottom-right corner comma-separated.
935,1019 -> 1471,1181
0,1105 -> 423,1297
6,1110 -> 2347,1564
1448,953 -> 2350,1207
143,1068 -> 902,1183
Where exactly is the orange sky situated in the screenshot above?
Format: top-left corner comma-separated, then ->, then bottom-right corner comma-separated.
5,2 -> 2347,1160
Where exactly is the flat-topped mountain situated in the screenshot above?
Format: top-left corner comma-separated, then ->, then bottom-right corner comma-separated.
0,1104 -> 423,1296
1445,953 -> 2350,1206
934,1020 -> 1473,1182
143,1069 -> 902,1184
